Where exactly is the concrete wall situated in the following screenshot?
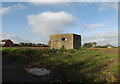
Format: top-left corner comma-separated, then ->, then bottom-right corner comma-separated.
50,33 -> 81,49
73,34 -> 81,49
50,34 -> 73,49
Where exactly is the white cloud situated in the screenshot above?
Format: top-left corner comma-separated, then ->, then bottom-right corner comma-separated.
0,4 -> 26,14
27,11 -> 76,43
0,7 -> 11,14
82,31 -> 118,46
81,23 -> 104,29
1,33 -> 30,43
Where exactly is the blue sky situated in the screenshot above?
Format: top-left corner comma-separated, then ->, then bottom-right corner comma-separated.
1,2 -> 118,46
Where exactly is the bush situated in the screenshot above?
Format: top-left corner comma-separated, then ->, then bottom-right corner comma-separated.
95,46 -> 107,48
67,49 -> 78,53
83,43 -> 93,48
59,45 -> 65,53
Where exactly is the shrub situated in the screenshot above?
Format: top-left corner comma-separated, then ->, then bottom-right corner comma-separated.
67,49 -> 78,53
95,46 -> 107,48
83,43 -> 93,48
59,45 -> 65,53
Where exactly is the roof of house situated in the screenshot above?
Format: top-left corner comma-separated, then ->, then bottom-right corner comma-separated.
107,45 -> 112,47
1,39 -> 11,42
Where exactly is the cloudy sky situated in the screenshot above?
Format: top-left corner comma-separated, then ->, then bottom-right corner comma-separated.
1,1 -> 118,46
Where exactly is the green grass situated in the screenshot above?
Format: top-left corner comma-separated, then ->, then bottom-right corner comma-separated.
2,47 -> 118,82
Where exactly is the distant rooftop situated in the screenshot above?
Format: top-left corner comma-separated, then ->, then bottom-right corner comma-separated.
1,39 -> 11,42
107,45 -> 112,46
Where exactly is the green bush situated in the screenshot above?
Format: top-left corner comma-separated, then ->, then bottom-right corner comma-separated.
83,43 -> 93,48
58,45 -> 65,53
67,49 -> 78,53
95,46 -> 107,48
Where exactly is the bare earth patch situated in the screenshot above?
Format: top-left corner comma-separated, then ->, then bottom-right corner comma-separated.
87,48 -> 118,54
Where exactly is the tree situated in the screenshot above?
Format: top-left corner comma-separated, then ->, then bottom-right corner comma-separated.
24,43 -> 30,46
88,42 -> 93,48
105,43 -> 110,46
83,42 -> 93,48
83,43 -> 88,48
92,42 -> 97,47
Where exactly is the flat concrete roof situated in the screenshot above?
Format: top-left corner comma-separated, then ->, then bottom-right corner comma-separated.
50,33 -> 81,37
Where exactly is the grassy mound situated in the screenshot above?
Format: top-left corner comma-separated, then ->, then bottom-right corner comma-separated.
2,47 -> 118,82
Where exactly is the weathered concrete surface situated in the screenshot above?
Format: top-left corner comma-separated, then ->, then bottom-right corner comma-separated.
73,34 -> 81,49
50,33 -> 81,49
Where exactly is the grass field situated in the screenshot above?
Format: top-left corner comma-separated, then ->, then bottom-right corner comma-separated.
2,47 -> 119,83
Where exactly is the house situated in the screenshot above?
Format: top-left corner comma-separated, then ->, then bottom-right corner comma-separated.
35,43 -> 48,47
49,33 -> 81,49
36,43 -> 43,47
18,42 -> 33,47
107,45 -> 112,48
14,43 -> 20,47
32,43 -> 43,47
1,39 -> 14,47
18,42 -> 24,46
